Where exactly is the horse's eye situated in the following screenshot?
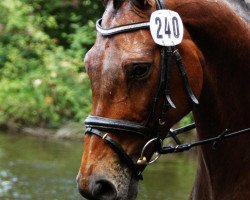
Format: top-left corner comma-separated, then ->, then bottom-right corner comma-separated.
128,63 -> 151,80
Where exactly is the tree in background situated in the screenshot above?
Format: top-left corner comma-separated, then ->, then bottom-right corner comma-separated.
0,0 -> 193,129
0,0 -> 103,128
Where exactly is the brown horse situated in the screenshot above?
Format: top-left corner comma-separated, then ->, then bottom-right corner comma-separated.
77,0 -> 250,199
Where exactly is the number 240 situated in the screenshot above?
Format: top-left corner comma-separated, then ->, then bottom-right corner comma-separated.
155,17 -> 180,39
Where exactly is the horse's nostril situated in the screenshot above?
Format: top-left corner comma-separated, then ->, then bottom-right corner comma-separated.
92,180 -> 117,200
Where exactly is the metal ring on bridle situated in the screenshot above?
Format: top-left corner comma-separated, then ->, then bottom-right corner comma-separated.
137,138 -> 162,165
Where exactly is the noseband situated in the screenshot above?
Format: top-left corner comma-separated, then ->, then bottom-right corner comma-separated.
84,0 -> 250,180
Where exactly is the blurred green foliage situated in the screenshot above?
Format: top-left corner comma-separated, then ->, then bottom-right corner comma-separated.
0,0 -> 193,129
0,0 -> 103,127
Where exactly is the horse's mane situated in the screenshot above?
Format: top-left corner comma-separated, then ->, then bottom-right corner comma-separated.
223,0 -> 250,23
103,0 -> 249,23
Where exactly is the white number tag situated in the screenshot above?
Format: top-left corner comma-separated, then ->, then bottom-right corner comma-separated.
150,10 -> 184,46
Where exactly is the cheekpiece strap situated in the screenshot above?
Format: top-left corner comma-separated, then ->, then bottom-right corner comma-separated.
156,0 -> 167,9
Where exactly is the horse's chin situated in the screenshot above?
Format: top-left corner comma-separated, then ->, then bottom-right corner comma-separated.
108,171 -> 139,200
120,177 -> 138,200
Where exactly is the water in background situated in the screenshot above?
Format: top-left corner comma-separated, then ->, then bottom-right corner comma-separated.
0,132 -> 197,200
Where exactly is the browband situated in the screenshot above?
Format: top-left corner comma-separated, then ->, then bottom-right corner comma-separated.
96,18 -> 150,36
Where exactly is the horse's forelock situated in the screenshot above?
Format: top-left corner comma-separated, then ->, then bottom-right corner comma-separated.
113,0 -> 125,9
101,0 -> 108,6
131,0 -> 152,10
101,0 -> 151,10
101,0 -> 124,9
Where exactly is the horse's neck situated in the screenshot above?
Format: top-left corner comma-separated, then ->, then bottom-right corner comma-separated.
188,1 -> 250,135
174,1 -> 250,199
175,0 -> 250,139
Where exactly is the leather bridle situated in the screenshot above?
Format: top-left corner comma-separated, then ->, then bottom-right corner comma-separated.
84,0 -> 250,180
85,0 -> 192,180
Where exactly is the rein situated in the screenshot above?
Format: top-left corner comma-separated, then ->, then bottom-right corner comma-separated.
139,124 -> 250,161
84,0 -> 250,180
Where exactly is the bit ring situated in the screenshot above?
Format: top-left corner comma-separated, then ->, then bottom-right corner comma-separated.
137,138 -> 162,165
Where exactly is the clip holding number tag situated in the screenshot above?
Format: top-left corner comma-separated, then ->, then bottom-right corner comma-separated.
150,10 -> 184,46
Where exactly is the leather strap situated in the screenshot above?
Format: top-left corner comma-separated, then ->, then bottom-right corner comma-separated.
96,19 -> 150,36
86,127 -> 143,180
173,48 -> 199,104
85,115 -> 154,139
156,0 -> 166,9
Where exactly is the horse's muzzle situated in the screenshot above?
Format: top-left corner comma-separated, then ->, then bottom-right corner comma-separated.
77,176 -> 118,200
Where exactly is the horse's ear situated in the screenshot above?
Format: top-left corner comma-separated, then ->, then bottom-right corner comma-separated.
100,0 -> 151,10
101,0 -> 108,7
131,0 -> 151,10
101,0 -> 125,9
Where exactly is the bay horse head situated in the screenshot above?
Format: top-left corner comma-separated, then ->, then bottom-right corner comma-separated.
77,1 -> 203,199
77,0 -> 250,200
